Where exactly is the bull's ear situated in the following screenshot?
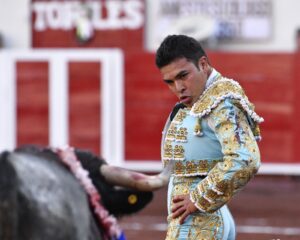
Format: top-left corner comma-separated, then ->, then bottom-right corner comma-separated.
102,189 -> 153,217
74,149 -> 107,175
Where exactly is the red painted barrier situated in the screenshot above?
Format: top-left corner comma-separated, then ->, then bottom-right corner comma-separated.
14,52 -> 299,164
16,62 -> 49,146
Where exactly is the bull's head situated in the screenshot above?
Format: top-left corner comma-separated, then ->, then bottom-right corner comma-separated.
15,146 -> 172,217
74,149 -> 159,217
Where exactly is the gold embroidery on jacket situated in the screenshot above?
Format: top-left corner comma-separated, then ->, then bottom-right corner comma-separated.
190,93 -> 261,213
175,127 -> 188,142
163,142 -> 173,160
174,145 -> 185,160
166,125 -> 177,141
173,109 -> 187,124
166,177 -> 223,239
191,80 -> 246,115
190,78 -> 263,140
163,108 -> 189,162
172,159 -> 223,177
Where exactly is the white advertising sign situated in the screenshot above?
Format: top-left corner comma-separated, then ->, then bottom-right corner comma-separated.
32,0 -> 144,31
146,0 -> 272,51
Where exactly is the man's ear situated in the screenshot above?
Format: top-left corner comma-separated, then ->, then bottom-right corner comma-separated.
198,56 -> 209,71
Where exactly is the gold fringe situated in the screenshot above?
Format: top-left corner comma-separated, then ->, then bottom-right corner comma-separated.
194,118 -> 203,136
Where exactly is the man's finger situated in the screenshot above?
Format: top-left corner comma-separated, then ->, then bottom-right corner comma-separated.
179,210 -> 190,224
171,200 -> 184,212
172,206 -> 185,219
172,195 -> 185,203
171,203 -> 184,214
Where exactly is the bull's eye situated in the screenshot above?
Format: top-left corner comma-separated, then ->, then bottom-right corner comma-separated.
128,194 -> 137,204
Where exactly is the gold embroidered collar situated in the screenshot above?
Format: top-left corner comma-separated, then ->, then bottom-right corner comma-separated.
190,77 -> 264,124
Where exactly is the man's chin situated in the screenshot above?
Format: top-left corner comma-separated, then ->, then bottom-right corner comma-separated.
179,100 -> 193,108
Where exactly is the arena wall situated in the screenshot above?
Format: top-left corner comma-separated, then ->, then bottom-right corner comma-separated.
1,0 -> 300,174
1,49 -> 300,174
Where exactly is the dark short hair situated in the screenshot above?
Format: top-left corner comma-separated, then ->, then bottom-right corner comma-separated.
155,35 -> 208,68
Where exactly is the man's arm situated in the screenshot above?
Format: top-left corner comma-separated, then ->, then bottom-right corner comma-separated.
189,98 -> 261,213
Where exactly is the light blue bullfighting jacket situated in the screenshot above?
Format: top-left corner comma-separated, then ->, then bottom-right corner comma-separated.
161,69 -> 263,240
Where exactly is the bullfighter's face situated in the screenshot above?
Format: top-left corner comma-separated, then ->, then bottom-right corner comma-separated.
160,57 -> 212,108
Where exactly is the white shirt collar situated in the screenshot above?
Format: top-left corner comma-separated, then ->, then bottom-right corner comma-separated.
205,68 -> 219,89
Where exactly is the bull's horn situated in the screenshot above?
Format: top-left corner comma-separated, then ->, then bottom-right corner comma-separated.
100,161 -> 174,191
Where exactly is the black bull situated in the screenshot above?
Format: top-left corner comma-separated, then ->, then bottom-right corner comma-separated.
0,146 -> 156,240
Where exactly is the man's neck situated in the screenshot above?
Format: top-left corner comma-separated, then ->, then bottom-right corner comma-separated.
205,68 -> 219,89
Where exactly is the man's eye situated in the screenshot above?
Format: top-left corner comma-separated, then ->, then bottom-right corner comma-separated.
164,80 -> 174,84
179,73 -> 188,79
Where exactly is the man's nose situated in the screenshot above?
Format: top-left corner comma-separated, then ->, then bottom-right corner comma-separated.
175,81 -> 185,93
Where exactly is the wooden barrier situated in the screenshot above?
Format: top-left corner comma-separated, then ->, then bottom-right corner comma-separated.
1,50 -> 299,173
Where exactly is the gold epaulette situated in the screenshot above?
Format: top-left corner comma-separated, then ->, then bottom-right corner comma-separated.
190,77 -> 264,140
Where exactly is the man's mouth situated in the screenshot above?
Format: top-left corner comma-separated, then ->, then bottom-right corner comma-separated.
179,96 -> 191,104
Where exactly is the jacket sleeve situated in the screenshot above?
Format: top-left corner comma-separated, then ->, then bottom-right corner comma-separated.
190,98 -> 261,213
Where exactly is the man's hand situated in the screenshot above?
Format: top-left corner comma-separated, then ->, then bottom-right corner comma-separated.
171,194 -> 198,224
